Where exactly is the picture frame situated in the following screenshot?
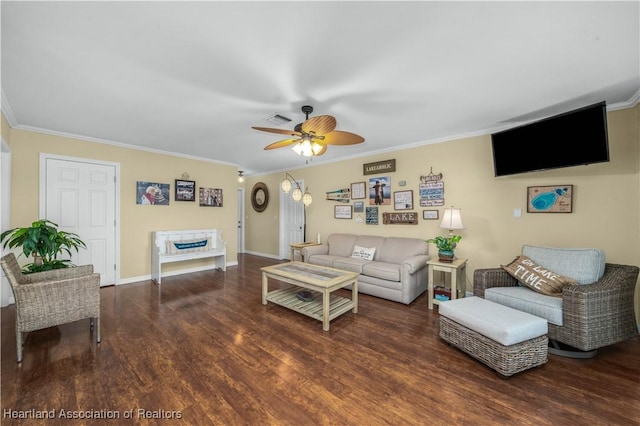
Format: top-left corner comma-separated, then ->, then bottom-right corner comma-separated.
394,190 -> 413,210
175,179 -> 196,201
350,182 -> 366,199
527,185 -> 573,213
366,207 -> 379,225
199,187 -> 223,207
334,205 -> 353,219
423,210 -> 439,220
353,201 -> 364,213
136,181 -> 170,205
368,176 -> 391,205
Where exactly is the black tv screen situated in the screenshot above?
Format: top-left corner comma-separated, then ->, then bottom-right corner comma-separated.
491,101 -> 609,177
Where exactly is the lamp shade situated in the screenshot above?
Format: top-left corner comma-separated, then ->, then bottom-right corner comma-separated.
292,187 -> 303,201
281,178 -> 292,193
302,190 -> 313,206
440,207 -> 464,231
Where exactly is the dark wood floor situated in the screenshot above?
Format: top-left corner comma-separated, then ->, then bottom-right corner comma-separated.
2,254 -> 639,425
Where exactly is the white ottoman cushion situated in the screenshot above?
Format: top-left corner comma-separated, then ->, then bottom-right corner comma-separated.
439,296 -> 548,346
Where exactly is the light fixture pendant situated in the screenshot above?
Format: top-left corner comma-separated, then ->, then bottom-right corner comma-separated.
281,178 -> 292,193
281,172 -> 312,206
302,189 -> 313,206
292,187 -> 303,201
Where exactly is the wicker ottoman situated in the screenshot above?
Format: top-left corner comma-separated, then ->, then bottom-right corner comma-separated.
438,296 -> 548,377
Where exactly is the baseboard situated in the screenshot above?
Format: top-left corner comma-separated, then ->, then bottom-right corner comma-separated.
243,250 -> 282,260
117,262 -> 237,286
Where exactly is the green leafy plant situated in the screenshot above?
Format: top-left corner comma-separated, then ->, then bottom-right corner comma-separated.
1,219 -> 86,273
426,235 -> 462,252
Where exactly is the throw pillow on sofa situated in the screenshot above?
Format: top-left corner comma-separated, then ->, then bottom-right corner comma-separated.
502,255 -> 577,296
352,245 -> 376,260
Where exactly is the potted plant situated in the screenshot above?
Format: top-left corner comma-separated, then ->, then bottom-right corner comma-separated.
1,219 -> 87,273
426,235 -> 462,263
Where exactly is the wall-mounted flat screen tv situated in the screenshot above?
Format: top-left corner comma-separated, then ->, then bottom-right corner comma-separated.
491,101 -> 609,177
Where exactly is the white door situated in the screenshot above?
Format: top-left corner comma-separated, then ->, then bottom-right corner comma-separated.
280,179 -> 305,259
237,188 -> 244,254
40,155 -> 118,286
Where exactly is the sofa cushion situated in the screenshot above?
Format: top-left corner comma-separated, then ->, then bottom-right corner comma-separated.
362,261 -> 401,282
333,257 -> 371,274
485,286 -> 563,326
327,233 -> 358,257
502,255 -> 577,297
351,245 -> 376,261
307,255 -> 342,268
354,236 -> 386,260
522,245 -> 605,285
378,237 -> 428,264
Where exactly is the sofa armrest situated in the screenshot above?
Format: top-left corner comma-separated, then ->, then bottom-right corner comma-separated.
473,268 -> 519,297
402,254 -> 429,274
301,244 -> 329,260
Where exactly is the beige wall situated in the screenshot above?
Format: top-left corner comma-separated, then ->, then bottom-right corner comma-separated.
244,106 -> 640,322
3,126 -> 238,281
3,106 -> 639,323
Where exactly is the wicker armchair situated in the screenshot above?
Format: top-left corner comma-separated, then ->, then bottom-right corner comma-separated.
1,253 -> 101,362
474,263 -> 639,356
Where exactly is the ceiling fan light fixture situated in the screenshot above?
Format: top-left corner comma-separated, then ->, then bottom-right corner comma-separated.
311,142 -> 323,155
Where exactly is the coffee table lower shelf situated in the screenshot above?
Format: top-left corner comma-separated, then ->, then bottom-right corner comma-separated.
265,286 -> 355,325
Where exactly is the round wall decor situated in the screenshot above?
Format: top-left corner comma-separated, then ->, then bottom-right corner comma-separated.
251,182 -> 269,212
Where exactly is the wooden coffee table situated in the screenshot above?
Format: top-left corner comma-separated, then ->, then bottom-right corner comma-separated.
261,262 -> 358,331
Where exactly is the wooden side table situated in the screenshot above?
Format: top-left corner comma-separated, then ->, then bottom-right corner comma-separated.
289,242 -> 321,261
427,257 -> 468,310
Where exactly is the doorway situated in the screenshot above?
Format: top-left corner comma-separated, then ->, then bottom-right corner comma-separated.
279,179 -> 305,259
237,188 -> 245,254
39,154 -> 120,286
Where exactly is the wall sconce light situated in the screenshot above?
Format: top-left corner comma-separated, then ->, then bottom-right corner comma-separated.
238,171 -> 245,183
281,173 -> 312,206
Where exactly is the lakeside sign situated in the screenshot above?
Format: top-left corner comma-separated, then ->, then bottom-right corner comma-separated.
363,159 -> 396,175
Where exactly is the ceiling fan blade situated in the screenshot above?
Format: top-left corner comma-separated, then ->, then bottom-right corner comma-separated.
321,130 -> 365,145
263,138 -> 300,150
252,126 -> 301,137
302,115 -> 336,135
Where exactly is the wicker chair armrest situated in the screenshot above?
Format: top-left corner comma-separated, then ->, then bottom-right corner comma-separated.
13,272 -> 100,331
14,272 -> 101,312
561,263 -> 639,314
473,267 -> 519,297
22,265 -> 95,284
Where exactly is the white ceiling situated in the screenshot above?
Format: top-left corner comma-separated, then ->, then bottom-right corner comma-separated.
2,1 -> 639,176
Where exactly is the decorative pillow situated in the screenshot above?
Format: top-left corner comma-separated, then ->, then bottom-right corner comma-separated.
166,238 -> 211,255
502,255 -> 577,297
351,245 -> 376,261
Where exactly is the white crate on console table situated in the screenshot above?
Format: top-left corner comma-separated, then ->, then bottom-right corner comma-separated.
152,229 -> 226,284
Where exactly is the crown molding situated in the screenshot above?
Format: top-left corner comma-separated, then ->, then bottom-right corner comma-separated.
1,91 -> 18,127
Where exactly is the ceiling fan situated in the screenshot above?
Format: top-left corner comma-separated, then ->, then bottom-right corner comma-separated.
252,105 -> 365,157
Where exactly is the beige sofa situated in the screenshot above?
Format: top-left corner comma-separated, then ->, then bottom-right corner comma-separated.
301,233 -> 430,304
